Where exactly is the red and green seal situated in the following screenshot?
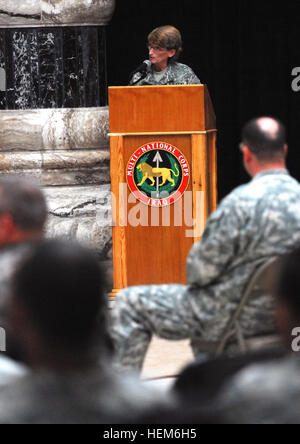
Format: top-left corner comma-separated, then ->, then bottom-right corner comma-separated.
126,142 -> 190,207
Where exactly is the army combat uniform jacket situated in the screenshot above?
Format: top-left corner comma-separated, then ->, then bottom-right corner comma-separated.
130,62 -> 201,86
216,354 -> 300,424
112,170 -> 300,371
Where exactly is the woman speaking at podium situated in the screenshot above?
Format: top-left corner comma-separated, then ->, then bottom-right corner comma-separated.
130,25 -> 201,86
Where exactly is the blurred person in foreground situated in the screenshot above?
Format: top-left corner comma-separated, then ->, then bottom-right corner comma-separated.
0,176 -> 47,378
215,248 -> 300,424
0,240 -> 167,424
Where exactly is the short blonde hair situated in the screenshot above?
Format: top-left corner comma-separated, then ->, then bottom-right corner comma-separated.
148,25 -> 182,62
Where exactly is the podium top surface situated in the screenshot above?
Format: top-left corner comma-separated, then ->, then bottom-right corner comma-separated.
109,85 -> 216,134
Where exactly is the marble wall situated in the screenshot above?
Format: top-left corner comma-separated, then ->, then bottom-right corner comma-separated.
0,108 -> 109,150
0,0 -> 115,287
0,26 -> 107,109
0,0 -> 115,26
45,184 -> 113,286
0,108 -> 112,277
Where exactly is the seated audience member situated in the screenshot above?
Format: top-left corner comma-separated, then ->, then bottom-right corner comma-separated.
0,240 -> 166,424
172,346 -> 286,407
136,339 -> 286,424
0,176 -> 47,358
215,249 -> 300,424
112,117 -> 300,372
134,402 -> 221,425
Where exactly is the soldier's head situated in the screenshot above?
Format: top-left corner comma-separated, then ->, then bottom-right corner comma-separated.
148,26 -> 182,65
8,239 -> 108,368
0,176 -> 47,248
240,117 -> 287,176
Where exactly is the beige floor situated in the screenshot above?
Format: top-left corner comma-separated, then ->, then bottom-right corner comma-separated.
141,336 -> 194,380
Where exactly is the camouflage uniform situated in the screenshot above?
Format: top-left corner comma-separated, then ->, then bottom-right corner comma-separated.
0,364 -> 171,424
130,62 -> 201,86
111,170 -> 300,371
217,354 -> 300,423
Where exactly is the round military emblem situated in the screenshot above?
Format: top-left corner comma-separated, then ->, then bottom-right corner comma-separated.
126,142 -> 190,207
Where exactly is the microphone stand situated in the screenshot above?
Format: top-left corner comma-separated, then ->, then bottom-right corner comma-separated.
129,70 -> 149,86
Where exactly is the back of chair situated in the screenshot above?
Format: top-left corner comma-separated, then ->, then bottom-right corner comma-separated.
243,257 -> 279,301
216,257 -> 280,355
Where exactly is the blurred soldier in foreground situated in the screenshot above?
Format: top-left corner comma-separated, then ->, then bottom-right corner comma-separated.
0,240 -> 165,424
216,248 -> 300,423
0,176 -> 47,374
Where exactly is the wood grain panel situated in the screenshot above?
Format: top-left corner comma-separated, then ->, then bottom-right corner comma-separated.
192,134 -> 208,243
208,132 -> 218,213
110,135 -> 128,292
123,135 -> 193,286
109,85 -> 207,133
204,85 -> 217,130
109,86 -> 217,294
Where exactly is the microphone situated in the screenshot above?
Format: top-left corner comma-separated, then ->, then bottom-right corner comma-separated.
131,60 -> 151,76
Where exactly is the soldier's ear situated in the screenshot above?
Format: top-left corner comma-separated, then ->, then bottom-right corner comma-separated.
243,145 -> 253,163
167,49 -> 176,59
283,144 -> 288,157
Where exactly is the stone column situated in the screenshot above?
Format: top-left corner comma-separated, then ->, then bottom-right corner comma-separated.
0,0 -> 115,287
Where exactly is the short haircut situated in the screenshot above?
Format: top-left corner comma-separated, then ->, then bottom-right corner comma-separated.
12,240 -> 107,352
148,25 -> 182,62
275,248 -> 300,317
241,117 -> 286,161
0,176 -> 47,231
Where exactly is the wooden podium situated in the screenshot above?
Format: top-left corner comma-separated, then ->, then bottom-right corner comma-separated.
109,85 -> 217,297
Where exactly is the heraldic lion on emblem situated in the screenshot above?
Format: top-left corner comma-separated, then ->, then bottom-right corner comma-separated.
137,162 -> 180,187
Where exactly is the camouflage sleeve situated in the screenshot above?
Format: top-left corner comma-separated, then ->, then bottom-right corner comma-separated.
177,64 -> 201,85
186,70 -> 201,85
129,73 -> 140,85
186,197 -> 242,286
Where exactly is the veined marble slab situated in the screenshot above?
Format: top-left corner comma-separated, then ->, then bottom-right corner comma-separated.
45,184 -> 112,250
45,184 -> 113,286
0,0 -> 115,26
0,105 -> 113,281
0,0 -> 40,26
0,107 -> 109,151
0,27 -> 107,109
0,150 -> 110,170
42,0 -> 116,25
2,166 -> 110,186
